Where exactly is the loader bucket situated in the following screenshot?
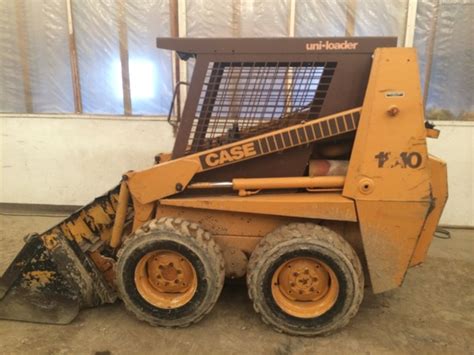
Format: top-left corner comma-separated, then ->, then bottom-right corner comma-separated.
0,185 -> 120,324
0,233 -> 115,324
0,235 -> 79,324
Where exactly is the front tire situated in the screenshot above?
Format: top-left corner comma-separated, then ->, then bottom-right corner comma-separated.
247,223 -> 364,336
116,217 -> 225,327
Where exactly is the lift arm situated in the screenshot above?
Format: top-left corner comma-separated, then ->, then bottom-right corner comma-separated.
123,107 -> 360,232
126,107 -> 361,205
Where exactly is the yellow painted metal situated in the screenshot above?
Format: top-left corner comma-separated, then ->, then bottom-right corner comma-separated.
232,176 -> 345,192
19,187 -> 122,291
131,197 -> 154,232
89,250 -> 115,285
271,257 -> 339,318
156,205 -> 299,237
134,250 -> 198,309
126,159 -> 201,205
410,156 -> 448,266
342,48 -> 440,293
40,188 -> 120,246
354,200 -> 430,293
83,203 -> 115,242
111,48 -> 447,296
161,193 -> 357,222
155,205 -> 305,254
343,49 -> 431,202
426,128 -> 440,139
52,47 -> 446,297
110,181 -> 130,248
60,219 -> 86,243
125,108 -> 361,204
155,152 -> 172,163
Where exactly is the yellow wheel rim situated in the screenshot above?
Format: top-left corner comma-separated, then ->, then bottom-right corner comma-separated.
271,257 -> 339,318
135,250 -> 197,309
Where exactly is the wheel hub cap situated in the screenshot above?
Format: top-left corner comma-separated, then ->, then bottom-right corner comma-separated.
278,259 -> 330,301
135,250 -> 197,309
271,257 -> 339,318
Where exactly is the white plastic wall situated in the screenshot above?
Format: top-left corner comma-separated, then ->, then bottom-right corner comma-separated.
427,122 -> 474,227
0,115 -> 174,205
0,0 -> 173,115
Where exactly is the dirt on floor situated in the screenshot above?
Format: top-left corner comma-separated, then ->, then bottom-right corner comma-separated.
0,214 -> 473,355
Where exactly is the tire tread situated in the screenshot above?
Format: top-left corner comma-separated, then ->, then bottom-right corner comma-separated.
247,223 -> 364,336
116,217 -> 225,328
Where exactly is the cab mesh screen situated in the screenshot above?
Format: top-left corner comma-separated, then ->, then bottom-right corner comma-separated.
187,61 -> 336,154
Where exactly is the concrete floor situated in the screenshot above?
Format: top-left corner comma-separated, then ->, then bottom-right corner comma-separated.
0,214 -> 473,354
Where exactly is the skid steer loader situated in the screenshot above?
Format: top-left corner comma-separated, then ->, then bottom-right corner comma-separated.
0,37 -> 448,336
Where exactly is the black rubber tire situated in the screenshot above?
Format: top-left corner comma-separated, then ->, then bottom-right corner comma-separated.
247,223 -> 364,336
116,217 -> 225,327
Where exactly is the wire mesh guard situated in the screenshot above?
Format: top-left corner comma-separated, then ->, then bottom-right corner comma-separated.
186,61 -> 337,154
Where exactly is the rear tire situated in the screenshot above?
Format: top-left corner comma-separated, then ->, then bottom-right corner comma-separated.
116,217 -> 225,327
247,223 -> 364,336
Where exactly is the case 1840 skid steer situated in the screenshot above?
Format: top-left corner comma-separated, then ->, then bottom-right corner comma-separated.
0,37 -> 448,336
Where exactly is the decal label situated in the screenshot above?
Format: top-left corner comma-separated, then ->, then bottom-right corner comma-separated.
375,151 -> 423,169
385,91 -> 405,98
306,40 -> 359,51
200,142 -> 259,169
